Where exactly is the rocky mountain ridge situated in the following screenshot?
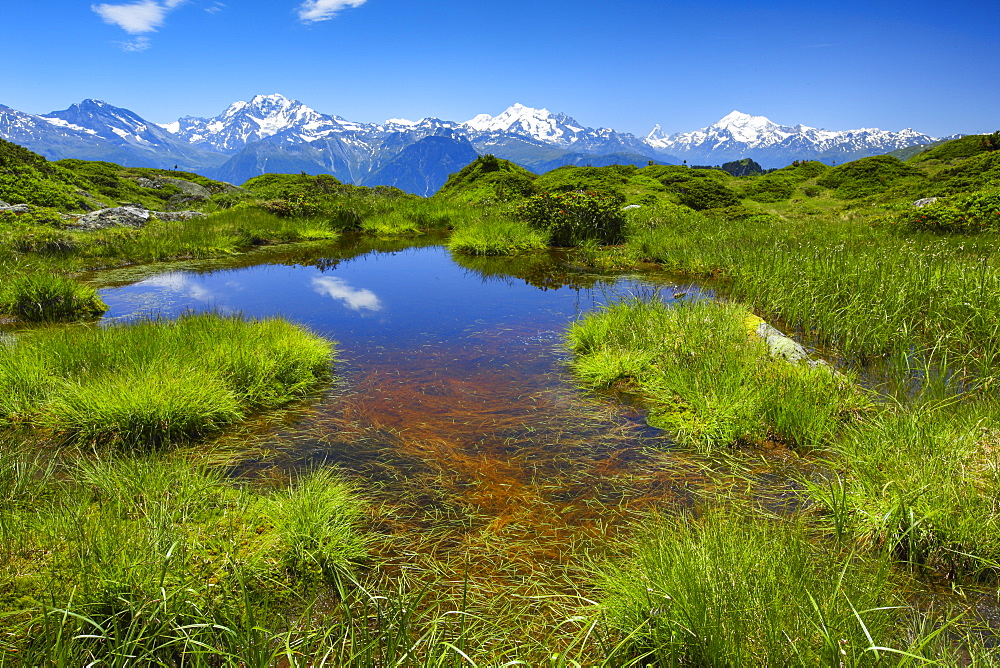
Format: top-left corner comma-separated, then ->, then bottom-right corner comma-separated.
0,95 -> 947,194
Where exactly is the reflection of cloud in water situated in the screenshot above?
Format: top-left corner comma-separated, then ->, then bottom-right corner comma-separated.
139,272 -> 217,302
311,276 -> 382,312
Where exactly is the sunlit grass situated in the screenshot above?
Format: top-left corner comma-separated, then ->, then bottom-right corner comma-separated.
0,312 -> 333,446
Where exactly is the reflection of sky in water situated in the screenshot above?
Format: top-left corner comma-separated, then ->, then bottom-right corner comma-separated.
99,245 -> 704,361
311,276 -> 382,312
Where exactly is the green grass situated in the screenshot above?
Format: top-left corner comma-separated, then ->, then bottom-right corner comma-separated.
624,203 -> 1000,386
0,271 -> 108,322
447,214 -> 548,255
567,299 -> 867,451
0,312 -> 333,446
806,399 -> 1000,577
599,508 -> 982,666
0,453 -> 367,664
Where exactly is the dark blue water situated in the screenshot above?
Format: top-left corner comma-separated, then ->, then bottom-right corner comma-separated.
99,244 -> 703,381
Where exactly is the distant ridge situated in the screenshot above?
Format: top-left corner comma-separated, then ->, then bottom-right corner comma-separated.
0,95 -> 945,193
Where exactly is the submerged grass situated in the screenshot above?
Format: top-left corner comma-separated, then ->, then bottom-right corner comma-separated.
0,312 -> 333,446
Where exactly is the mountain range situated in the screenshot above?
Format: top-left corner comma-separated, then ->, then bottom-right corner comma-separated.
0,95 -> 946,195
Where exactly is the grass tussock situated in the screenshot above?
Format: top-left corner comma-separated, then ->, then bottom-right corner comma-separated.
0,312 -> 333,446
0,271 -> 107,322
447,215 -> 549,256
0,454 -> 367,664
806,399 -> 1000,577
567,298 -> 867,450
599,508 -> 977,666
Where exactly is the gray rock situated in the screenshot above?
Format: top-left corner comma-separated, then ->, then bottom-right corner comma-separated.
0,203 -> 31,214
71,206 -> 151,230
152,210 -> 207,222
159,177 -> 212,199
753,321 -> 810,363
0,200 -> 8,208
913,197 -> 939,208
622,204 -> 642,211
136,177 -> 162,189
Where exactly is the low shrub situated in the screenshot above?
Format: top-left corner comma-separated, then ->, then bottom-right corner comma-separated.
516,190 -> 626,246
900,190 -> 1000,232
672,179 -> 741,210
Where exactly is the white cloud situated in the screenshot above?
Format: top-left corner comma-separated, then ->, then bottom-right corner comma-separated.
297,0 -> 368,23
92,0 -> 168,33
311,276 -> 382,311
92,0 -> 187,50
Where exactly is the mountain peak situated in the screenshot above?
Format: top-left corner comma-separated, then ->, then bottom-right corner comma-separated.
463,103 -> 589,145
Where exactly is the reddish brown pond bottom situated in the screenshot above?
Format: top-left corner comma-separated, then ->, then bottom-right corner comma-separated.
97,241 -> 810,619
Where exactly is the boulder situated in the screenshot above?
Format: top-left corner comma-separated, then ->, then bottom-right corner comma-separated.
0,203 -> 31,213
152,210 -> 207,222
71,206 -> 151,230
744,314 -> 828,368
159,177 -> 212,199
913,197 -> 939,208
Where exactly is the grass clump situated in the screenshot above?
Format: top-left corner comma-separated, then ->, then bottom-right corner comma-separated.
807,400 -> 1000,577
600,509 -> 971,666
0,312 -> 333,446
447,215 -> 548,255
567,299 -> 865,450
0,271 -> 107,322
0,454 -> 367,663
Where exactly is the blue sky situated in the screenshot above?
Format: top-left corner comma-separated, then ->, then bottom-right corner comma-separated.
4,0 -> 997,137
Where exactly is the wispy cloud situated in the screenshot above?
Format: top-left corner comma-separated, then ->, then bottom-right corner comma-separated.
311,276 -> 382,311
205,1 -> 225,13
118,36 -> 152,51
92,0 -> 186,49
297,0 -> 368,24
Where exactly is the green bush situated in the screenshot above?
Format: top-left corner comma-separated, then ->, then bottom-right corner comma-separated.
900,191 -> 1000,232
742,174 -> 796,203
673,179 -> 741,210
0,272 -> 107,322
515,191 -> 626,246
817,155 -> 924,199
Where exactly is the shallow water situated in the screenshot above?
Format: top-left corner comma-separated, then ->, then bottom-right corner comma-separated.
95,239 -> 805,586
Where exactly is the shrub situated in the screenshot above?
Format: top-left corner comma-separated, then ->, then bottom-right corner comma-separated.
0,272 -> 107,322
515,191 -> 626,246
673,179 -> 741,210
742,174 -> 796,203
900,191 -> 1000,232
817,155 -> 924,199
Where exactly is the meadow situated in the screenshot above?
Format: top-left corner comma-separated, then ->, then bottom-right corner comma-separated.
0,134 -> 999,664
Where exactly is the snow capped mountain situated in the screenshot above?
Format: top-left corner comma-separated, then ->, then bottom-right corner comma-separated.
160,93 -> 357,152
0,95 -> 948,193
465,103 -> 589,145
647,110 -> 940,166
45,98 -> 179,148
